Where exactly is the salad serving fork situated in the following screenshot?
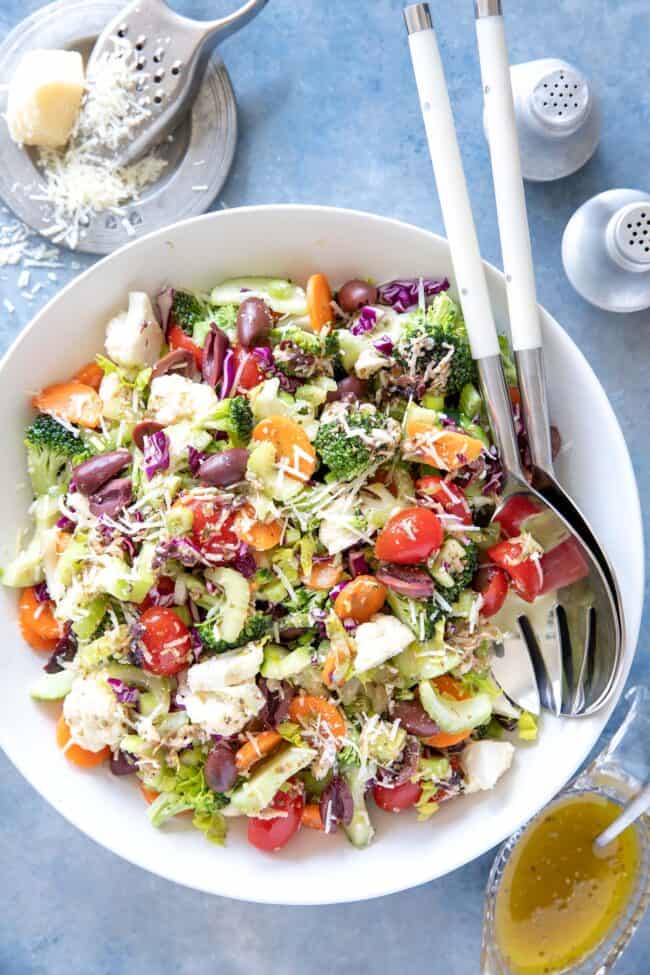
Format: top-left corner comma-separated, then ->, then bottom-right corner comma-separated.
403,2 -> 621,716
473,0 -> 624,715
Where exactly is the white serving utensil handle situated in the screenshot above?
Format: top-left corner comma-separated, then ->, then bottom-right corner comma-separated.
404,4 -> 499,360
475,7 -> 541,351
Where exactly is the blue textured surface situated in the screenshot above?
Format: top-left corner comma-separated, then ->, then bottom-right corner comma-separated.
0,1 -> 648,972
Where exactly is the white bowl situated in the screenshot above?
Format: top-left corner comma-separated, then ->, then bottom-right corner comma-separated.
0,206 -> 643,904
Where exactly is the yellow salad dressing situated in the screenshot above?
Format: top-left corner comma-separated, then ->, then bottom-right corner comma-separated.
495,793 -> 640,974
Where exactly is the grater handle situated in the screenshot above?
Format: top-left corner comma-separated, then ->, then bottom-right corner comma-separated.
204,0 -> 270,45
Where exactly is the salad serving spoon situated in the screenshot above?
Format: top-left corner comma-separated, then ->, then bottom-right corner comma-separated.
473,0 -> 624,715
403,2 -> 620,716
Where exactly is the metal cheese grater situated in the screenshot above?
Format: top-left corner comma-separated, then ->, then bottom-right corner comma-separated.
86,0 -> 269,167
563,189 -> 650,312
484,57 -> 601,182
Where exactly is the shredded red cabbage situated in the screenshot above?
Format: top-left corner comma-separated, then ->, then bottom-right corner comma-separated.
373,335 -> 394,356
33,581 -> 50,602
56,515 -> 76,531
348,549 -> 370,577
107,677 -> 140,706
251,346 -> 273,370
143,430 -> 170,480
329,580 -> 349,602
232,543 -> 257,579
152,537 -> 206,569
378,277 -> 449,314
350,306 -> 377,336
219,349 -> 236,399
187,445 -> 207,476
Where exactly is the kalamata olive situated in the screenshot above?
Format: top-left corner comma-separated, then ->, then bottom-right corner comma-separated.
205,744 -> 238,793
202,324 -> 230,387
132,420 -> 165,452
44,626 -> 77,673
198,448 -> 249,487
151,348 -> 197,381
73,449 -> 131,496
89,477 -> 133,518
337,279 -> 379,314
236,297 -> 273,348
110,751 -> 137,776
279,626 -> 309,642
319,775 -> 354,833
326,375 -> 368,402
550,425 -> 562,460
391,699 -> 439,737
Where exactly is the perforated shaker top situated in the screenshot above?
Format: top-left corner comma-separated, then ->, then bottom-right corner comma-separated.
530,65 -> 590,130
612,204 -> 650,266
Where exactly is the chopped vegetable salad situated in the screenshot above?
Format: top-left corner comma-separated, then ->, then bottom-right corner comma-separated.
4,272 -> 579,853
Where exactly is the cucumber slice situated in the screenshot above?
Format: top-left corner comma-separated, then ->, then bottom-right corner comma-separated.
343,766 -> 375,849
72,596 -> 108,640
419,680 -> 492,734
395,641 -> 463,682
207,567 -> 251,643
228,745 -> 315,816
260,644 -> 312,680
210,277 -> 307,316
430,538 -> 466,589
30,669 -> 74,701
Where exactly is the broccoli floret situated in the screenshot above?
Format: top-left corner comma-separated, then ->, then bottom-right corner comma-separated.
271,325 -> 328,379
195,612 -> 271,653
314,403 -> 399,481
171,289 -> 208,335
24,414 -> 92,496
207,396 -> 254,447
430,538 -> 479,604
395,294 -> 477,396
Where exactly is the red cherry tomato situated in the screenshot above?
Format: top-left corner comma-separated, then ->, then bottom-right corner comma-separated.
415,475 -> 471,525
374,507 -> 444,565
373,780 -> 422,813
493,494 -> 542,539
474,565 -> 509,618
168,324 -> 203,371
247,789 -> 305,852
488,540 -> 543,604
139,575 -> 176,611
539,538 -> 589,595
140,606 -> 192,676
183,497 -> 239,556
233,346 -> 265,391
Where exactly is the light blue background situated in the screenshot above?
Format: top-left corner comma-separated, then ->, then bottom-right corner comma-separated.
0,1 -> 648,972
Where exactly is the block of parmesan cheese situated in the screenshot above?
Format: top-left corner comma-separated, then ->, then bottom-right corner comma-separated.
7,49 -> 85,149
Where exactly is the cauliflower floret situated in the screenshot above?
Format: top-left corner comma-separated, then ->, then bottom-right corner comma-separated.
354,346 -> 390,379
177,646 -> 265,736
148,374 -> 218,426
63,672 -> 129,752
98,371 -> 134,422
187,645 -> 263,692
354,613 -> 415,673
181,681 -> 265,737
105,292 -> 163,369
460,740 -> 515,794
